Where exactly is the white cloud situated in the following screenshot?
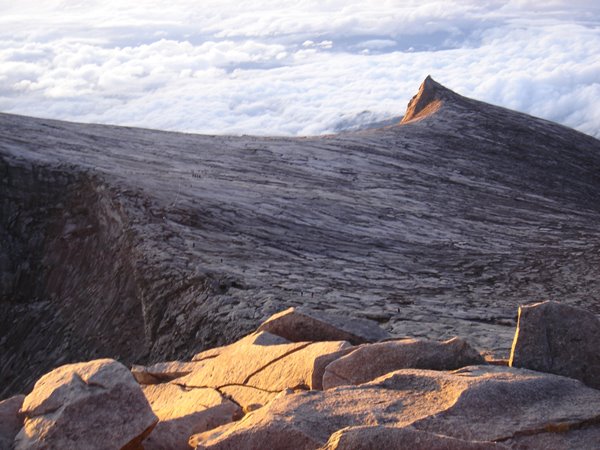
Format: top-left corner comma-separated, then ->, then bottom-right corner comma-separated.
0,0 -> 598,137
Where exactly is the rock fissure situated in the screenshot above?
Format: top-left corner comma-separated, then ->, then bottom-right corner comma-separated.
173,382 -> 285,395
242,342 -> 313,385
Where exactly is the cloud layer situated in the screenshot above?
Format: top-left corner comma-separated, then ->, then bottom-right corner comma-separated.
1,1 -> 599,137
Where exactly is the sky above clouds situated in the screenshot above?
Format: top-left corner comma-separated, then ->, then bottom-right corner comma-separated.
0,1 -> 599,137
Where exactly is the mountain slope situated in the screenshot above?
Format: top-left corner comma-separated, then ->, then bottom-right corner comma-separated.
1,77 -> 600,398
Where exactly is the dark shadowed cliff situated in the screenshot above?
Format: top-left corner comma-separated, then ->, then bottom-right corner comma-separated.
1,77 -> 600,398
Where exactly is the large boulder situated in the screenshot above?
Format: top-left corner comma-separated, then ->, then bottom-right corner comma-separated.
322,337 -> 483,389
190,365 -> 600,449
142,383 -> 241,450
177,331 -> 351,409
257,307 -> 391,344
322,426 -> 503,450
0,394 -> 25,450
509,300 -> 600,389
14,359 -> 158,450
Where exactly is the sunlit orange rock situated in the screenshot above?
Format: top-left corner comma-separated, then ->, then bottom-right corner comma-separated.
142,383 -> 240,450
14,359 -> 157,450
190,366 -> 600,449
177,331 -> 351,408
322,337 -> 483,389
257,307 -> 391,345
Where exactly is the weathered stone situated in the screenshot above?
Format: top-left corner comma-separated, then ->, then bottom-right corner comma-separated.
14,359 -> 158,450
242,340 -> 353,392
410,366 -> 600,442
257,307 -> 391,345
323,337 -> 483,389
321,426 -> 504,450
179,332 -> 309,388
191,346 -> 226,362
131,361 -> 201,385
142,383 -> 240,450
190,366 -> 600,449
509,300 -> 600,389
502,423 -> 600,450
0,394 -> 25,450
190,331 -> 291,363
178,331 -> 350,408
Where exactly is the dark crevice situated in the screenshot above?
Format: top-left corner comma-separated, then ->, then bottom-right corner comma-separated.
0,161 -> 148,398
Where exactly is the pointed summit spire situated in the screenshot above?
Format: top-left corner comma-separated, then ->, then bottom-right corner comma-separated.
401,76 -> 453,124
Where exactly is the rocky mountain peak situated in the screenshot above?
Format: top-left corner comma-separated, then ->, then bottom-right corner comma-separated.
401,75 -> 456,123
1,77 -> 600,406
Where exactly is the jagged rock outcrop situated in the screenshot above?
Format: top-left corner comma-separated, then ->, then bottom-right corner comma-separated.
14,359 -> 157,450
0,394 -> 24,450
322,337 -> 483,389
400,75 -> 454,123
509,300 -> 600,389
190,365 -> 600,449
142,383 -> 240,450
257,307 -> 391,344
6,303 -> 600,449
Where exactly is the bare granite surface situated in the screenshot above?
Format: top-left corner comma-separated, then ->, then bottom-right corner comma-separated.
1,77 -> 600,398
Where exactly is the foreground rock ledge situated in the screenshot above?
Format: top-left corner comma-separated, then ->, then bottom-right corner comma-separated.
14,359 -> 157,450
7,303 -> 600,449
322,336 -> 483,389
190,365 -> 600,449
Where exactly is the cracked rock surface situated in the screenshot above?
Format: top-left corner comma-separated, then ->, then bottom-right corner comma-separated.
142,383 -> 240,450
190,365 -> 600,449
7,303 -> 600,449
177,331 -> 352,408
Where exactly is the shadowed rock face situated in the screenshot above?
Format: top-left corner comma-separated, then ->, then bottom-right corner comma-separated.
1,77 -> 600,399
509,300 -> 600,388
